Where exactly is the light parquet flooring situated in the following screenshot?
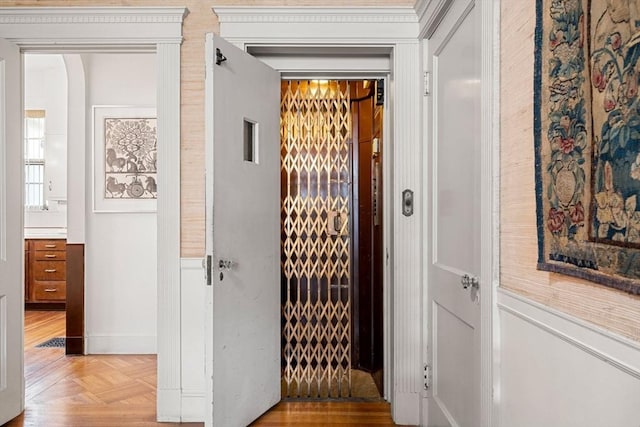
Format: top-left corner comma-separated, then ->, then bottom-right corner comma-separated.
251,401 -> 403,426
5,311 -> 402,427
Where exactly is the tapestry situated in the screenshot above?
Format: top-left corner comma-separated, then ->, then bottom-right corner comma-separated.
535,0 -> 640,294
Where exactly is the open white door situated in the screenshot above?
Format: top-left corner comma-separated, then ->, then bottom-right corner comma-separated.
425,0 -> 481,426
0,38 -> 24,425
204,34 -> 281,427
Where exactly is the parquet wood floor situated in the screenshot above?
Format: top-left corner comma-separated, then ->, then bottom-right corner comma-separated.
4,311 -> 402,427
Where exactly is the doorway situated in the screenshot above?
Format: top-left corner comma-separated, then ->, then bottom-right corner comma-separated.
280,79 -> 384,399
0,8 -> 184,424
20,50 -> 160,407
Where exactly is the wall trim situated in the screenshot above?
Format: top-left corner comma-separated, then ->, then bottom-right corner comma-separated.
498,288 -> 640,380
180,257 -> 204,270
0,6 -> 186,422
180,390 -> 205,423
0,7 -> 187,24
180,257 -> 205,422
214,6 -> 419,43
214,6 -> 417,24
86,334 -> 157,355
418,0 -> 454,39
0,7 -> 186,48
480,0 -> 501,425
214,6 -> 421,425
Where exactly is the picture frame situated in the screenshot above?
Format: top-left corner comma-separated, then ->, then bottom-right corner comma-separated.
92,106 -> 157,213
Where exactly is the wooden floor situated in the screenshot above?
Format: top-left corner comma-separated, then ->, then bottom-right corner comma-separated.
5,311 -> 402,427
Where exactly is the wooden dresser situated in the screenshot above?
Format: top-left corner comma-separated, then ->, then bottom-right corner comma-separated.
25,239 -> 66,307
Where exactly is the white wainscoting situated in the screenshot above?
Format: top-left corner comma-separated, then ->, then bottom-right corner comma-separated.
180,258 -> 206,422
498,288 -> 640,427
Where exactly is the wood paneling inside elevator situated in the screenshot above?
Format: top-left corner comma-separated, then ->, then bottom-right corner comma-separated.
350,81 -> 384,392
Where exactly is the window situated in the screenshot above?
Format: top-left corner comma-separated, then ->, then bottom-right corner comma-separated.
243,118 -> 258,163
24,110 -> 45,210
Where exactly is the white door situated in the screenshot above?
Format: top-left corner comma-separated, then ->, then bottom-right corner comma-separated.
204,34 -> 281,427
0,38 -> 24,425
425,1 -> 481,426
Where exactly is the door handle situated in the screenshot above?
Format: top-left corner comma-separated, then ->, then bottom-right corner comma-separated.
460,274 -> 479,290
218,259 -> 234,271
218,259 -> 235,282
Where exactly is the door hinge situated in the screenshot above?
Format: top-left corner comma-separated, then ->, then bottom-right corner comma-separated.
424,71 -> 431,96
215,48 -> 227,66
423,363 -> 432,390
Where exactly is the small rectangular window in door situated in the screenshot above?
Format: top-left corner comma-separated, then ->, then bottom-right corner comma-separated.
243,119 -> 258,163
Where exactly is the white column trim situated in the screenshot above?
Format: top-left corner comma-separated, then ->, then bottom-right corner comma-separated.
0,6 -> 186,422
156,41 -> 182,422
480,0 -> 500,426
390,41 -> 423,425
214,6 -> 421,425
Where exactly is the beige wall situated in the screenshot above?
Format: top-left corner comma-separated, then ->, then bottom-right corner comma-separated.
501,2 -> 640,341
3,0 -> 413,257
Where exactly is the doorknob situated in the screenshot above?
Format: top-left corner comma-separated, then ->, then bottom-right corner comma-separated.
218,259 -> 235,282
218,259 -> 234,270
460,274 -> 479,290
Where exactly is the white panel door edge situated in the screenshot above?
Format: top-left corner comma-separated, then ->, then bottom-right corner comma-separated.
0,37 -> 24,426
425,0 -> 482,426
204,33 -> 281,427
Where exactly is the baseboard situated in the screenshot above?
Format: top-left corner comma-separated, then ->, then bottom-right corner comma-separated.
392,391 -> 420,425
497,288 -> 640,379
85,334 -> 157,354
180,257 -> 206,422
181,391 -> 206,422
157,388 -> 182,422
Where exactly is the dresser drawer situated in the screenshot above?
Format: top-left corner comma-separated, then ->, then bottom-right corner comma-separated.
32,260 -> 66,281
32,239 -> 66,251
32,282 -> 66,301
33,250 -> 67,261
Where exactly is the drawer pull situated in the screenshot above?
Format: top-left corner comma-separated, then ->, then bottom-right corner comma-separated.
44,269 -> 57,273
44,288 -> 57,292
44,244 -> 57,248
45,254 -> 57,258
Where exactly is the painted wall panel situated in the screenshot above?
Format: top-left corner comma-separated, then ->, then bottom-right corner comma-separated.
500,1 -> 640,341
499,291 -> 640,427
83,53 -> 158,354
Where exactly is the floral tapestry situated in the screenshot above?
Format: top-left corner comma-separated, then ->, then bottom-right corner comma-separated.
535,0 -> 640,294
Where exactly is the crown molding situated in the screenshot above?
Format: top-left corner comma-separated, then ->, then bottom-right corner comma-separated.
213,6 -> 418,24
0,7 -> 188,47
414,0 -> 431,25
0,7 -> 188,24
213,6 -> 419,42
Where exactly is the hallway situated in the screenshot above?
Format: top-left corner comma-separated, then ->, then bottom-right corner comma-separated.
4,311 -> 400,426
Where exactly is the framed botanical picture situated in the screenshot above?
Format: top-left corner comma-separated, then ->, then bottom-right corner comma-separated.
93,106 -> 157,212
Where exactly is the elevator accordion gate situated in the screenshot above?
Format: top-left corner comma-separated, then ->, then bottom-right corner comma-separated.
280,80 -> 352,398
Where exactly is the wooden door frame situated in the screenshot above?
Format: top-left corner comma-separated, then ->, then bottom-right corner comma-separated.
0,7 -> 186,422
418,0 -> 500,425
214,6 -> 422,425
